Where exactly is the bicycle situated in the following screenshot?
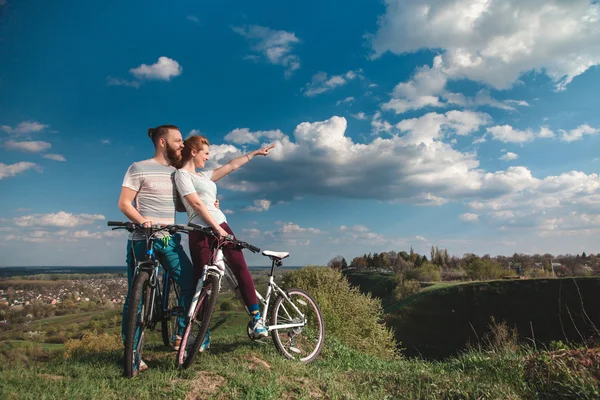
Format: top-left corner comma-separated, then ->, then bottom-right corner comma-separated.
176,224 -> 325,369
107,221 -> 198,378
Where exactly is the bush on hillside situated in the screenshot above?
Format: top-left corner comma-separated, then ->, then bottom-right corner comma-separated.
442,268 -> 467,281
281,266 -> 398,360
63,332 -> 121,359
405,263 -> 442,282
524,348 -> 600,399
465,258 -> 511,281
393,278 -> 421,300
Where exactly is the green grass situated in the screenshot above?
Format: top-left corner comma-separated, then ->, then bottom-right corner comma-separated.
2,288 -> 600,399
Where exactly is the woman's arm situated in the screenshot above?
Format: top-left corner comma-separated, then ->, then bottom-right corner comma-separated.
183,192 -> 228,237
211,144 -> 275,182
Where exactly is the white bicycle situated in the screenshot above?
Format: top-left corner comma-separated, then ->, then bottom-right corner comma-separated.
176,224 -> 325,368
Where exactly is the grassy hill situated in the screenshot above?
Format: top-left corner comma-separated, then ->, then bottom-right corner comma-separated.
345,271 -> 600,359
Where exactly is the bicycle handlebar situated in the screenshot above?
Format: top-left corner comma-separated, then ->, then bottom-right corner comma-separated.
106,221 -> 201,234
187,223 -> 261,253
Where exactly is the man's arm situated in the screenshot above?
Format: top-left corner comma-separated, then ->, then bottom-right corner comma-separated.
118,187 -> 149,225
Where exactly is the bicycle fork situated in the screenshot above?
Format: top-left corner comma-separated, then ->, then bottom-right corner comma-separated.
187,250 -> 226,319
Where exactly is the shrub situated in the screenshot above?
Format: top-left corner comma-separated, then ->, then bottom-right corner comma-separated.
405,263 -> 442,282
282,266 -> 398,360
524,348 -> 600,399
465,258 -> 512,281
393,278 -> 421,300
441,268 -> 467,281
220,300 -> 233,311
63,332 -> 121,359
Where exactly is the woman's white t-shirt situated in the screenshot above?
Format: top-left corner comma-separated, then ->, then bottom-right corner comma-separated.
174,169 -> 227,226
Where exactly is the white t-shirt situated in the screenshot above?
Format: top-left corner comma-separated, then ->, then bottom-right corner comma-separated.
174,169 -> 227,226
122,159 -> 177,239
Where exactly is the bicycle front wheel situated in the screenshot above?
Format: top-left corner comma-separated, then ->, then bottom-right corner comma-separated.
124,270 -> 151,378
271,288 -> 325,363
161,278 -> 180,348
177,275 -> 219,369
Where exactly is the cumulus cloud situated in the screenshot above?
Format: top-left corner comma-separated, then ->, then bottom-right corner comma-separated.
14,211 -> 105,228
560,124 -> 599,142
460,213 -> 479,222
499,152 -> 519,161
1,121 -> 48,135
371,0 -> 600,91
371,112 -> 393,134
243,199 -> 271,212
337,96 -> 355,105
107,56 -> 182,88
381,58 -> 532,114
486,125 -> 555,143
4,140 -> 51,152
0,162 -> 40,180
224,128 -> 284,145
232,25 -> 301,76
43,154 -> 66,162
303,70 -> 362,97
130,56 -> 182,81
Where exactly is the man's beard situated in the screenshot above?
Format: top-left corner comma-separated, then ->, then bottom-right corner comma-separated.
166,145 -> 182,165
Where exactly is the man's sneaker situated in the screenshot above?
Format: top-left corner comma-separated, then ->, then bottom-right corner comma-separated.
251,317 -> 268,338
199,331 -> 210,352
172,335 -> 182,351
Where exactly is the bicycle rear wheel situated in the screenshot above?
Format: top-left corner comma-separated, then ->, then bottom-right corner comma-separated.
271,288 -> 325,363
124,270 -> 151,378
161,278 -> 180,348
177,275 -> 219,369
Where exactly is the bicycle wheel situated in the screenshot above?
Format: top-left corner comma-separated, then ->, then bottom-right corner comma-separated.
161,278 -> 180,348
177,275 -> 219,369
271,288 -> 325,363
124,270 -> 151,378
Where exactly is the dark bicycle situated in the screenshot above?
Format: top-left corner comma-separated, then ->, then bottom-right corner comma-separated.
107,221 -> 198,378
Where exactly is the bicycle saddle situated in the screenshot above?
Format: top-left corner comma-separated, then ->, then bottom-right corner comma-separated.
262,250 -> 289,260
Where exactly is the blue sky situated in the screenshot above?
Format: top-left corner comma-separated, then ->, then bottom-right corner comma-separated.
1,0 -> 600,267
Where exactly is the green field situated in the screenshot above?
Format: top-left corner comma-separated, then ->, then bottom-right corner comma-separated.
2,274 -> 600,399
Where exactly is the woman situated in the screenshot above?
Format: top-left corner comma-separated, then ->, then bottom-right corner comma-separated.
174,134 -> 275,351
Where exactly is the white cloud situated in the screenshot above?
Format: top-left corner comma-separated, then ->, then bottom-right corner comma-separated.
499,152 -> 519,161
14,211 -> 105,228
380,58 -> 531,115
460,213 -> 479,222
303,70 -> 362,97
187,15 -> 199,24
337,96 -> 355,105
43,154 -> 66,162
186,129 -> 203,138
130,56 -> 183,81
105,77 -> 141,88
242,228 -> 261,238
224,128 -> 284,145
0,162 -> 40,180
486,125 -> 554,143
371,0 -> 600,91
107,56 -> 182,88
243,199 -> 271,212
396,110 -> 490,145
415,235 -> 426,241
352,112 -> 368,120
371,112 -> 393,134
222,209 -> 235,215
73,230 -> 104,239
559,124 -> 599,142
101,139 -> 110,145
4,140 -> 51,152
1,121 -> 48,135
232,25 -> 301,76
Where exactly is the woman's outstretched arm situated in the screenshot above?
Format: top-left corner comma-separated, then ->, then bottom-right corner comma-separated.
211,144 -> 275,182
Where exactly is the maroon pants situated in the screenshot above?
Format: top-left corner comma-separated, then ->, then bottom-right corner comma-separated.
188,222 -> 258,308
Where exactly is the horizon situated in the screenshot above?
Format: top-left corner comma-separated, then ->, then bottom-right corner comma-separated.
1,0 -> 599,267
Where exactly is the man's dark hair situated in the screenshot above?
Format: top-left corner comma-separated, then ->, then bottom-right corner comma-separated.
148,125 -> 179,147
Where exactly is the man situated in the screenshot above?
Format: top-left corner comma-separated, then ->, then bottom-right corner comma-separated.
118,125 -> 194,372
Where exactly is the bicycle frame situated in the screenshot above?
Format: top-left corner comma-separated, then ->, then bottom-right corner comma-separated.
187,243 -> 307,332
